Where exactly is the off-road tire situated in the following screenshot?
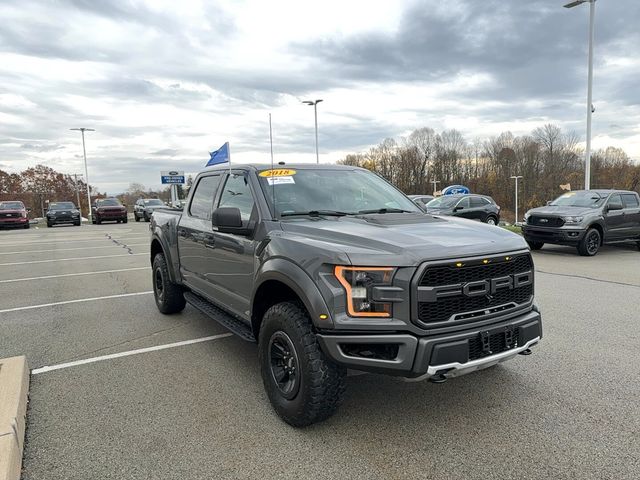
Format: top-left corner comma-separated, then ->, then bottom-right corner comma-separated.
152,253 -> 186,314
144,213 -> 150,222
46,221 -> 52,228
577,228 -> 601,256
258,301 -> 346,427
74,221 -> 81,226
526,240 -> 544,250
135,214 -> 140,222
123,217 -> 128,224
24,223 -> 30,229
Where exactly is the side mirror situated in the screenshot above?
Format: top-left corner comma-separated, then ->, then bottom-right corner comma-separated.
607,203 -> 623,211
26,207 -> 31,212
212,207 -> 252,235
546,201 -> 552,206
454,206 -> 463,212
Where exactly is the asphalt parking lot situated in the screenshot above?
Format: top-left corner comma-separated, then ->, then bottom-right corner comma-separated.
1,222 -> 639,479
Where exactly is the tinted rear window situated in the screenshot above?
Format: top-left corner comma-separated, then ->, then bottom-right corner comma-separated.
622,194 -> 639,208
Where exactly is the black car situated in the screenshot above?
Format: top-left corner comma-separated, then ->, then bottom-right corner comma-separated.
425,194 -> 501,225
46,201 -> 81,227
408,195 -> 434,212
522,189 -> 640,256
134,198 -> 165,222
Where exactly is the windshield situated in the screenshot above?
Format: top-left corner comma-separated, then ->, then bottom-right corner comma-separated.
256,168 -> 420,217
426,196 -> 460,208
49,202 -> 75,210
97,199 -> 121,206
143,199 -> 164,206
0,201 -> 25,210
550,192 -> 604,208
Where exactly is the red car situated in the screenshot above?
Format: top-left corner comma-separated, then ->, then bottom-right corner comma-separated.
0,201 -> 30,229
91,197 -> 128,224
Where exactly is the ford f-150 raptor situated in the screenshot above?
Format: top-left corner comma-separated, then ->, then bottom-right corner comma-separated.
150,164 -> 542,426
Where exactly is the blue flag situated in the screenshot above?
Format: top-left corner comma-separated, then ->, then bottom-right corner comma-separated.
207,142 -> 230,166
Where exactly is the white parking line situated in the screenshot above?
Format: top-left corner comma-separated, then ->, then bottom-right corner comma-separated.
31,333 -> 234,375
0,244 -> 148,255
0,267 -> 151,284
0,253 -> 147,266
0,235 -> 149,247
0,291 -> 153,314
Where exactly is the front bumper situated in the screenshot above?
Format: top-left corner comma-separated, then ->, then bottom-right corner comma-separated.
317,309 -> 541,380
48,215 -> 79,224
522,225 -> 586,246
0,217 -> 28,227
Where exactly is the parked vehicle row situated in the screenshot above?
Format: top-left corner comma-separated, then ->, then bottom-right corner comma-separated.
423,194 -> 501,225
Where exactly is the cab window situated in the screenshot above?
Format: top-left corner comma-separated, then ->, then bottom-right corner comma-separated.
607,194 -> 623,210
622,194 -> 639,208
217,173 -> 256,222
189,175 -> 222,220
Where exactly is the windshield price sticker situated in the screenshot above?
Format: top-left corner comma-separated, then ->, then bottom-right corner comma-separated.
259,169 -> 297,177
267,176 -> 295,185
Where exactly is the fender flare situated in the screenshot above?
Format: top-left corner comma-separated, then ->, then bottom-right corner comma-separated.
150,232 -> 179,283
253,258 -> 334,329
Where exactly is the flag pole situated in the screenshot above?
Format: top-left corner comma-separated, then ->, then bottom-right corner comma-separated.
227,141 -> 231,174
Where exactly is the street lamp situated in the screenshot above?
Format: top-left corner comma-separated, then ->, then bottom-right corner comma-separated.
510,176 -> 523,224
564,0 -> 596,190
70,128 -> 95,222
302,99 -> 323,164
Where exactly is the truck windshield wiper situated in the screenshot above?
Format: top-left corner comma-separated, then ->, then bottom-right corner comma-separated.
280,210 -> 353,217
357,208 -> 414,214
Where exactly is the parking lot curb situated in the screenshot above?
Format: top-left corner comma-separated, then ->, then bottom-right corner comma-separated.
0,356 -> 29,480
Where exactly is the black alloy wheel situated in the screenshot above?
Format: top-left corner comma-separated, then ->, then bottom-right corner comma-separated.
268,331 -> 301,400
578,228 -> 601,256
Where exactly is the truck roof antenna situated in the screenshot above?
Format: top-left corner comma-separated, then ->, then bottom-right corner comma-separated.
269,113 -> 276,220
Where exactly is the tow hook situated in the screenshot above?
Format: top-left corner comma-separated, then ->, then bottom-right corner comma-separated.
428,374 -> 447,384
519,348 -> 533,356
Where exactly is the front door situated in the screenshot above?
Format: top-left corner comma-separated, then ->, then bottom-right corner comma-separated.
453,197 -> 472,219
603,194 -> 625,240
207,171 -> 259,320
177,173 -> 223,294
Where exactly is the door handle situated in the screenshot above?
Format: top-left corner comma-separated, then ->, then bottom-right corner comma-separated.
178,228 -> 187,238
203,234 -> 215,248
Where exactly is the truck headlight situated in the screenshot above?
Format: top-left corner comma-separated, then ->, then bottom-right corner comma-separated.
334,266 -> 394,317
563,216 -> 583,224
523,211 -> 531,221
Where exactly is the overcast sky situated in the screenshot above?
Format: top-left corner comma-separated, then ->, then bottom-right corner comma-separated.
1,0 -> 639,193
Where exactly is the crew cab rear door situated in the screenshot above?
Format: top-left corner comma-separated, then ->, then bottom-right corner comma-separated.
177,173 -> 223,294
621,193 -> 640,238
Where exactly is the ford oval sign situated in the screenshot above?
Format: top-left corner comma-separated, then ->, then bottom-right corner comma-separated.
442,185 -> 470,195
168,171 -> 179,175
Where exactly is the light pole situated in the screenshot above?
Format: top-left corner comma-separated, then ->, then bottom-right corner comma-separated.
302,99 -> 323,164
70,128 -> 95,222
564,0 -> 596,190
431,179 -> 440,195
510,175 -> 523,224
72,173 -> 84,217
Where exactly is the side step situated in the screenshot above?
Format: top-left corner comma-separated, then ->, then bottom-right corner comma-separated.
184,292 -> 256,342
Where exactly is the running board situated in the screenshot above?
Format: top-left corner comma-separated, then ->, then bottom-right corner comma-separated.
184,292 -> 256,342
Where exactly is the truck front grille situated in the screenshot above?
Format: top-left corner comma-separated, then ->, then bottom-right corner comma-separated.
527,215 -> 565,227
415,253 -> 533,326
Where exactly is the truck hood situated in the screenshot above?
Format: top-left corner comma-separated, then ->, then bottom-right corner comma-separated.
280,213 -> 527,266
527,205 -> 597,216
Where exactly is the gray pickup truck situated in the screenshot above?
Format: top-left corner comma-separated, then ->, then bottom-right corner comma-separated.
150,164 -> 542,426
523,189 -> 640,256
